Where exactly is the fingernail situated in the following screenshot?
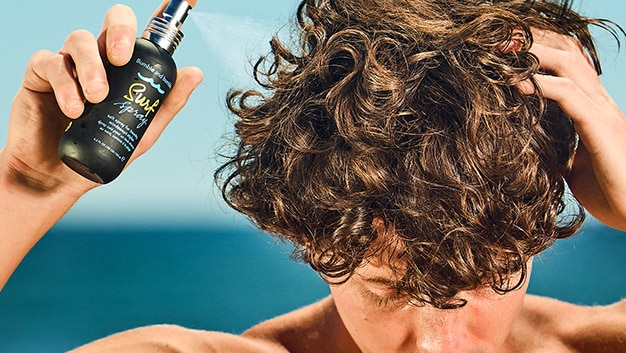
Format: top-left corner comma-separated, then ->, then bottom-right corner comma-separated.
66,101 -> 84,118
85,79 -> 108,102
109,40 -> 132,63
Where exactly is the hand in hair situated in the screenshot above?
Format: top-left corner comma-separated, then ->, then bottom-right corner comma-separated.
524,28 -> 626,230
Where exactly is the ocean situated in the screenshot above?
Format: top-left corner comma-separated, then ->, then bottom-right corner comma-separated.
0,220 -> 625,352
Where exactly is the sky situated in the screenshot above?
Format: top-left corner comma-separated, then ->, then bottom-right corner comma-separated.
1,0 -> 625,228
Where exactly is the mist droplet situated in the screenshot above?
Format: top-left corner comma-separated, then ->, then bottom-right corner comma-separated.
191,12 -> 284,82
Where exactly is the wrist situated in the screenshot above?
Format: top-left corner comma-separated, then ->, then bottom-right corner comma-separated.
0,149 -> 93,236
0,148 -> 95,201
0,150 -> 89,291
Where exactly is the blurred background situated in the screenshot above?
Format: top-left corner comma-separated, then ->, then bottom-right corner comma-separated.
0,0 -> 625,351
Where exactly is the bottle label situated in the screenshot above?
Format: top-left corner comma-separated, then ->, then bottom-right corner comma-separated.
59,39 -> 177,184
93,56 -> 173,162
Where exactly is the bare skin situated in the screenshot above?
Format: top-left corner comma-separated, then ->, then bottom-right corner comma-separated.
2,2 -> 626,353
67,294 -> 626,353
67,258 -> 626,353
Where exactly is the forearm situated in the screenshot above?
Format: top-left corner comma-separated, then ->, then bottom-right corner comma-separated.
568,115 -> 626,229
0,151 -> 83,291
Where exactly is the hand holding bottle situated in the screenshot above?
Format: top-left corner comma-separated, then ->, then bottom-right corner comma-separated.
3,1 -> 203,191
59,0 -> 199,183
0,2 -> 203,290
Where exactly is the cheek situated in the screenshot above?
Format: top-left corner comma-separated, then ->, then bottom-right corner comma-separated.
469,265 -> 531,341
467,289 -> 527,343
330,286 -> 414,352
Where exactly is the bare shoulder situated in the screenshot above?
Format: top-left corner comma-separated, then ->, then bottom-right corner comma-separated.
511,295 -> 626,353
69,297 -> 342,353
243,296 -> 353,353
69,324 -> 284,353
562,297 -> 626,352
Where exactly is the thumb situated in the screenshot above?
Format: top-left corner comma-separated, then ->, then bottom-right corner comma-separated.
131,66 -> 204,161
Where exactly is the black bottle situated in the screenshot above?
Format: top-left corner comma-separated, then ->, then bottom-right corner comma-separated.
58,0 -> 193,184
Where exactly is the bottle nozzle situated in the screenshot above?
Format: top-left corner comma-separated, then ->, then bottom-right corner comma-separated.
142,0 -> 193,55
163,0 -> 191,29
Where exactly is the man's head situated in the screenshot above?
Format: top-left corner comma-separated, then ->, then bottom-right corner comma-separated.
329,254 -> 533,352
216,0 -> 608,307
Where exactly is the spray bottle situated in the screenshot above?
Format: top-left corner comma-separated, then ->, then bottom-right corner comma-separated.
58,0 -> 193,184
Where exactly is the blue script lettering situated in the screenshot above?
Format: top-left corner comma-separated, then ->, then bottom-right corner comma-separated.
113,101 -> 150,129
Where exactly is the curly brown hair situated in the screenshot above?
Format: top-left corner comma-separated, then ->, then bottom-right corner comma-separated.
216,0 -> 619,308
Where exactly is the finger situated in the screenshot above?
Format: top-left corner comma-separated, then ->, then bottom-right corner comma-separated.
59,29 -> 109,105
25,50 -> 85,118
530,41 -> 619,111
534,74 -> 595,112
98,4 -> 137,67
531,28 -> 590,60
529,29 -> 618,109
533,74 -> 619,134
131,66 -> 204,160
151,1 -> 170,18
530,28 -> 594,81
530,41 -> 592,78
515,78 -> 536,96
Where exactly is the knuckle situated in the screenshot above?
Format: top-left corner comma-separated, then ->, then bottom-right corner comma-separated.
24,50 -> 57,87
551,50 -> 577,74
29,50 -> 55,66
65,29 -> 96,45
561,51 -> 577,67
34,52 -> 69,77
556,77 -> 577,93
46,58 -> 66,79
47,53 -> 67,66
567,36 -> 584,49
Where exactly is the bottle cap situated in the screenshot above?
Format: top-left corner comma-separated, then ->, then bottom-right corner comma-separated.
142,0 -> 193,55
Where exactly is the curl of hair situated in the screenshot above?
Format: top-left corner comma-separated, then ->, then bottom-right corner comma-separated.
216,0 -> 619,308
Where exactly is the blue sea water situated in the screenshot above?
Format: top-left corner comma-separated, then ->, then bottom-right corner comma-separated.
0,220 -> 625,352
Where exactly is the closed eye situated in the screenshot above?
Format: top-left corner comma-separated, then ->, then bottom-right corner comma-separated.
363,287 -> 404,308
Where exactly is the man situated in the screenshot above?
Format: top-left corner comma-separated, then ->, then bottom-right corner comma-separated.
1,0 -> 626,352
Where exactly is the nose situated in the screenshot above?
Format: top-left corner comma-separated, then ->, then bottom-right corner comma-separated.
413,309 -> 471,353
415,330 -> 466,353
416,335 -> 465,353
